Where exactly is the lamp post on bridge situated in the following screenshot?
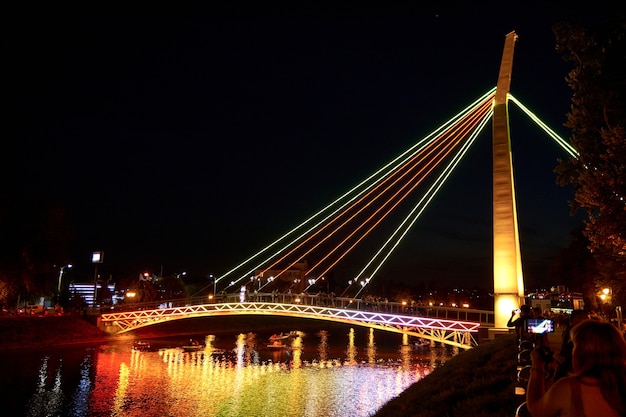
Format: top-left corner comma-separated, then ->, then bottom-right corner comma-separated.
320,277 -> 329,293
340,280 -> 353,297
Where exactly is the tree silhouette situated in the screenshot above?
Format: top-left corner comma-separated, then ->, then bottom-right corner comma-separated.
0,196 -> 74,306
554,17 -> 626,309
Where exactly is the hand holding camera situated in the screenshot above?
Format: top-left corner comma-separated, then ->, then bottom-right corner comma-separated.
538,345 -> 554,363
530,345 -> 554,375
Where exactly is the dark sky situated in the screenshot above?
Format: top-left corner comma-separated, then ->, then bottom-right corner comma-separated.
5,8 -> 608,290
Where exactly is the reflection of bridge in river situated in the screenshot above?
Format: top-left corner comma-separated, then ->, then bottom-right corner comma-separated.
100,293 -> 493,350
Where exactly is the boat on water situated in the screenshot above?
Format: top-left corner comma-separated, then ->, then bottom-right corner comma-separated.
181,345 -> 203,352
414,338 -> 430,348
267,340 -> 288,350
268,331 -> 303,342
181,339 -> 203,352
267,330 -> 306,350
268,332 -> 291,342
132,340 -> 151,351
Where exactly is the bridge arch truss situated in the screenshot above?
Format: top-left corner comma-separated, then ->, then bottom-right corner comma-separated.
100,302 -> 481,349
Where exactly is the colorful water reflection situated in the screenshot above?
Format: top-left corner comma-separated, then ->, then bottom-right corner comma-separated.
18,328 -> 457,417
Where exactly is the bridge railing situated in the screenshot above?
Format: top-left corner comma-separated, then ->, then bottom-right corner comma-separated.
100,292 -> 495,326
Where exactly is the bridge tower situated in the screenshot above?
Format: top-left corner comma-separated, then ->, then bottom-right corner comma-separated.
492,31 -> 525,331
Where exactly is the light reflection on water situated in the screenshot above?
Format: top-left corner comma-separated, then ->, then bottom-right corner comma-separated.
17,328 -> 458,417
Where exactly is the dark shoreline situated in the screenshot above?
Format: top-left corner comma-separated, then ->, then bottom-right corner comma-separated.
0,315 -> 112,351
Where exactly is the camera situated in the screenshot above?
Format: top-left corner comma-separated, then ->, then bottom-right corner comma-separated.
527,318 -> 554,334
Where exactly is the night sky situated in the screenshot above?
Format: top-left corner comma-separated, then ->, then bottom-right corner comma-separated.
5,8 -> 608,291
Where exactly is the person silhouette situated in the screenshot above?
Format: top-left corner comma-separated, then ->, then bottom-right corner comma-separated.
526,319 -> 626,417
551,309 -> 589,382
507,304 -> 532,343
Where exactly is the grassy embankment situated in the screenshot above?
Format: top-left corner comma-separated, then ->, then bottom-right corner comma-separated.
374,333 -> 522,417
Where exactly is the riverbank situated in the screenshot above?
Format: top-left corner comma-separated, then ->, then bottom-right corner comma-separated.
1,316 -> 539,416
0,315 -> 111,350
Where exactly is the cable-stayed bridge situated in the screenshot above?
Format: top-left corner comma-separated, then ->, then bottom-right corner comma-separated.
100,31 -> 577,349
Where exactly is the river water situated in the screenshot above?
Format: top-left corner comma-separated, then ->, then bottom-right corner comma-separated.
1,326 -> 458,417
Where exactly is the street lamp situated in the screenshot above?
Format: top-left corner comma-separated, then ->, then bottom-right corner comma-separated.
57,264 -> 72,294
92,251 -> 104,307
599,287 -> 613,316
600,287 -> 611,301
340,280 -> 353,297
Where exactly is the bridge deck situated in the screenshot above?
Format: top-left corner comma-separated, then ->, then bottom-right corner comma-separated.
100,294 -> 491,349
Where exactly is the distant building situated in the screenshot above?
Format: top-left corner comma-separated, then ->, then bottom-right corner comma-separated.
69,282 -> 117,307
527,286 -> 584,314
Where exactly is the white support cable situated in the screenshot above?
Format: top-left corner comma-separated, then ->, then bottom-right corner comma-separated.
300,93 -> 497,292
354,110 -> 493,298
509,95 -> 624,207
224,124 -> 445,287
354,113 -> 492,297
508,94 -> 578,158
218,88 -> 498,288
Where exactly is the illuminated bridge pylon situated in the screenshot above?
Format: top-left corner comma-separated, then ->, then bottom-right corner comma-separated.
491,31 -> 525,331
100,302 -> 480,350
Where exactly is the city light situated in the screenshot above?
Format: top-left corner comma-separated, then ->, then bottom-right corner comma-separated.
92,251 -> 104,263
599,287 -> 612,303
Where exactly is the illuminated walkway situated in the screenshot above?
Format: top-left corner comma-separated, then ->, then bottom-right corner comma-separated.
100,293 -> 489,349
